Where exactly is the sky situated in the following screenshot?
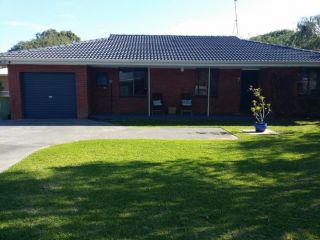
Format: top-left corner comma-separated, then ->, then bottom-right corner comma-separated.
0,0 -> 319,52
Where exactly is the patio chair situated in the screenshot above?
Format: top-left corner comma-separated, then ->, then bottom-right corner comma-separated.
180,93 -> 193,115
151,93 -> 166,115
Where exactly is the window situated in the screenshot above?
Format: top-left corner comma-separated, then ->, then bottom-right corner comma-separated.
96,73 -> 108,86
195,69 -> 208,96
195,69 -> 219,97
119,68 -> 148,96
297,69 -> 319,96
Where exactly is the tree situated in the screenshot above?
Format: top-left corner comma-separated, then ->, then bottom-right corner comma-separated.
250,30 -> 295,47
293,15 -> 320,50
9,29 -> 80,51
250,15 -> 320,51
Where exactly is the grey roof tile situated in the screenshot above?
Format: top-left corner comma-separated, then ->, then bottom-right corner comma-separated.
1,34 -> 320,63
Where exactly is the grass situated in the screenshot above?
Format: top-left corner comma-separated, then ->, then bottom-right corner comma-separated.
0,120 -> 320,239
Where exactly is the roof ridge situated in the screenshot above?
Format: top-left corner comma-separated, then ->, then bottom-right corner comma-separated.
242,38 -> 320,54
110,33 -> 239,38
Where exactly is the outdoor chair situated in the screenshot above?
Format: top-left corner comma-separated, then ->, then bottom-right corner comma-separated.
151,93 -> 166,115
180,93 -> 193,115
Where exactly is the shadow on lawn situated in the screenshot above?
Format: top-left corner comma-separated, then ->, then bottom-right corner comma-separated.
108,116 -> 319,127
0,134 -> 319,239
108,116 -> 254,127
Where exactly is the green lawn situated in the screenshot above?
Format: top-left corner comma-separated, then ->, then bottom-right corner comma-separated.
0,120 -> 319,240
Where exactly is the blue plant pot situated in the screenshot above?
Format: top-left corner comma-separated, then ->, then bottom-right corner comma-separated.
254,122 -> 267,132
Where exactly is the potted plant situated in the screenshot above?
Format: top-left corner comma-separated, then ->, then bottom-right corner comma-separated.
249,86 -> 271,132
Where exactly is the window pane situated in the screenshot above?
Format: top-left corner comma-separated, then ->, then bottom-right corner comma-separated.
119,68 -> 148,96
297,70 -> 318,95
297,77 -> 309,95
119,70 -> 134,96
195,85 -> 208,96
134,70 -> 147,95
120,71 -> 134,82
195,69 -> 208,96
120,82 -> 133,96
309,71 -> 318,95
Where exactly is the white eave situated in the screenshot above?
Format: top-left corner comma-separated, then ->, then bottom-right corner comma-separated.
0,57 -> 320,68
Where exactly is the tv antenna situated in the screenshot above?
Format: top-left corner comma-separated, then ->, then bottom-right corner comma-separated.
233,0 -> 239,37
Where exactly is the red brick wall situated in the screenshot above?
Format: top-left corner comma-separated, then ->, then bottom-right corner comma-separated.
89,67 -> 241,115
7,66 -> 22,120
214,69 -> 241,114
8,64 -> 89,119
259,68 -> 299,101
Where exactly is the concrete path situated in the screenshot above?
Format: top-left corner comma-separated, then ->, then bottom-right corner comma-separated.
0,119 -> 237,172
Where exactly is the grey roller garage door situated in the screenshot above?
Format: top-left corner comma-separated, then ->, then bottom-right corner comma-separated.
21,73 -> 77,118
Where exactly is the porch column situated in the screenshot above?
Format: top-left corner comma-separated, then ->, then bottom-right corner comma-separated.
148,67 -> 151,117
207,67 -> 211,117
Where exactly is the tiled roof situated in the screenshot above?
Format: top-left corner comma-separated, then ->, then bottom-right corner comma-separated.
1,34 -> 320,64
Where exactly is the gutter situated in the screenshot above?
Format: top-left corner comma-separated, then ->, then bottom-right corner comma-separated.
0,58 -> 320,68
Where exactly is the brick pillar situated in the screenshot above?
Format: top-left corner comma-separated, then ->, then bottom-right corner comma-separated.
75,66 -> 89,118
8,65 -> 23,119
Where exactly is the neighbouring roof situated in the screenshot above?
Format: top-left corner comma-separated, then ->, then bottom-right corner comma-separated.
1,34 -> 320,67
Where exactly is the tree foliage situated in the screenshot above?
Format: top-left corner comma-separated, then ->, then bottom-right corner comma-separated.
250,30 -> 295,46
10,29 -> 80,51
294,15 -> 320,50
250,15 -> 320,51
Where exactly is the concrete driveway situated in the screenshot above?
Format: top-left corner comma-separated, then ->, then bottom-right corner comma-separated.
0,119 -> 237,172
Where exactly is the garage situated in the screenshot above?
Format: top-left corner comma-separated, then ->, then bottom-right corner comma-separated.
21,73 -> 77,118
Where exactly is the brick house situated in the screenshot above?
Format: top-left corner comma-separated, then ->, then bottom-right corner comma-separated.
0,34 -> 320,119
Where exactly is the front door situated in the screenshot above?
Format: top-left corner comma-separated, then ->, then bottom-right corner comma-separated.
240,70 -> 259,113
91,72 -> 112,114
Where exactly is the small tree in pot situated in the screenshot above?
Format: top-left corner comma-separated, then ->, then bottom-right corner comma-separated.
249,86 -> 271,132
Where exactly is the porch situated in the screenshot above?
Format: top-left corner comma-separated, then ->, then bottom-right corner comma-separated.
88,67 -> 242,116
88,66 -> 320,118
